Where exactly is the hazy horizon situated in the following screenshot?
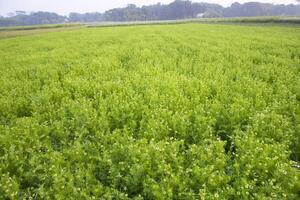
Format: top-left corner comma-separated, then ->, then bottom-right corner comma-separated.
0,0 -> 298,16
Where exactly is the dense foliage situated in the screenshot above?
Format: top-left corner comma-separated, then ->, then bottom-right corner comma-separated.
1,0 -> 300,26
0,11 -> 67,27
0,23 -> 300,199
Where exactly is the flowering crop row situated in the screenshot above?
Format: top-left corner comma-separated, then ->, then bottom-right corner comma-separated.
0,24 -> 299,199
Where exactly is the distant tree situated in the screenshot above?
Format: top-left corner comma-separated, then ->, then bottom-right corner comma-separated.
224,2 -> 300,17
0,11 -> 66,26
15,11 -> 26,15
126,4 -> 137,9
203,10 -> 222,18
7,12 -> 16,17
104,0 -> 222,21
69,12 -> 103,22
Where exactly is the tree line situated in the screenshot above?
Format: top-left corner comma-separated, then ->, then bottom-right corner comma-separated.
1,0 -> 300,26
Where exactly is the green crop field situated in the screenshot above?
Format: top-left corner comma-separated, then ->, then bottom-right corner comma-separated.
0,23 -> 300,199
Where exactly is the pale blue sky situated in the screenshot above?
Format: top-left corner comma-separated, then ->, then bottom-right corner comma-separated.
0,0 -> 298,16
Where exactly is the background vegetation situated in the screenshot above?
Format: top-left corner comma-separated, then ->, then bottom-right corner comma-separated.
1,0 -> 300,26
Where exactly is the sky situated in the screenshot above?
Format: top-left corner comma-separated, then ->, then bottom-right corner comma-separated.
0,0 -> 298,16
